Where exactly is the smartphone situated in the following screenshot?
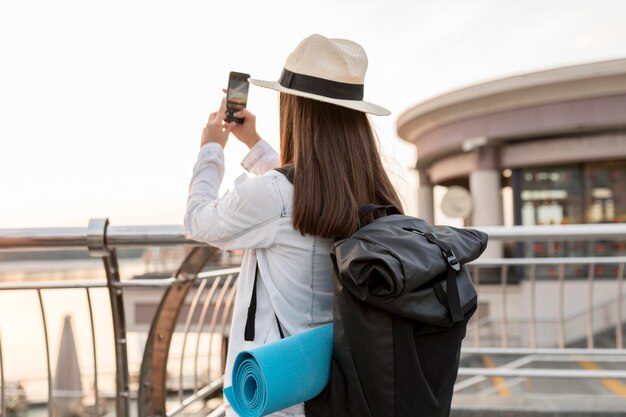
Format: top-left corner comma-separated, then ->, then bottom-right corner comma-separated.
225,71 -> 250,124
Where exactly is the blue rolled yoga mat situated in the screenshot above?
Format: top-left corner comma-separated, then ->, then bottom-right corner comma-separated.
223,324 -> 333,417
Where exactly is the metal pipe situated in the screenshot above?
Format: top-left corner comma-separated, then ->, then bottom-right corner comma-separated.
219,282 -> 238,339
178,279 -> 208,403
3,224 -> 625,251
475,224 -> 626,241
472,256 -> 626,266
500,265 -> 508,349
137,246 -> 218,417
525,354 -> 626,362
106,225 -> 193,247
206,275 -> 234,381
0,281 -> 109,291
0,329 -> 6,417
102,250 -> 130,417
0,225 -> 202,251
0,227 -> 87,250
37,290 -> 53,417
557,264 -> 565,350
193,278 -> 222,392
471,265 -> 480,348
454,354 -> 536,392
85,289 -> 99,417
587,263 -> 595,350
616,263 -> 624,350
461,347 -> 626,355
197,267 -> 241,280
0,267 -> 264,287
529,264 -> 537,349
457,367 -> 626,379
114,279 -> 183,288
165,377 -> 223,417
206,404 -> 226,417
0,279 -> 184,291
218,282 -> 239,375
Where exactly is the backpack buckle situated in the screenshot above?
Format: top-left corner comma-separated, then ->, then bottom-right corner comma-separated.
446,251 -> 461,271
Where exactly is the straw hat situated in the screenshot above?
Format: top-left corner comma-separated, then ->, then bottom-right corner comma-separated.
250,34 -> 391,116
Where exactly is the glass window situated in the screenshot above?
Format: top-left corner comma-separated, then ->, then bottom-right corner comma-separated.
517,165 -> 583,226
513,165 -> 585,278
584,160 -> 626,224
513,161 -> 626,279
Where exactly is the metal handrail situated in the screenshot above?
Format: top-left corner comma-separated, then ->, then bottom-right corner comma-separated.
2,223 -> 626,251
0,225 -> 200,251
477,224 -> 626,240
472,256 -> 626,266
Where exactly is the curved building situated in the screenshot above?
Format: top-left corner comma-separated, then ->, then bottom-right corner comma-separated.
397,58 -> 626,256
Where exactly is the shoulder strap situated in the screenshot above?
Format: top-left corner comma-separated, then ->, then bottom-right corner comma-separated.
243,265 -> 259,341
404,227 -> 464,322
359,204 -> 400,217
243,166 -> 293,341
358,204 -> 401,228
274,164 -> 294,184
244,262 -> 285,341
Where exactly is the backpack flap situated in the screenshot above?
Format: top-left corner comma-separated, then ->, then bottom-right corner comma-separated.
331,214 -> 487,326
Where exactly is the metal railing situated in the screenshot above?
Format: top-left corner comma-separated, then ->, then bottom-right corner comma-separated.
0,219 -> 231,417
1,221 -> 626,416
459,224 -> 626,383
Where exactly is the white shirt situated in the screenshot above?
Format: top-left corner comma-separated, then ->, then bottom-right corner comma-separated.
184,140 -> 334,417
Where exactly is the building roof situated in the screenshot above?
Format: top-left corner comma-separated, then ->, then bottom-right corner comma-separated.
397,57 -> 626,144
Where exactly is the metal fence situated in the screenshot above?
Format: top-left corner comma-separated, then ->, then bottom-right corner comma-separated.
0,219 -> 234,417
459,224 -> 626,383
1,220 -> 626,416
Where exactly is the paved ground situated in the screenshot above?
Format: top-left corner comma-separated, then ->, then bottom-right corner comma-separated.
454,352 -> 626,415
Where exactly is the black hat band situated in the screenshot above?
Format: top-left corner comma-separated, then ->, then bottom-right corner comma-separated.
278,69 -> 364,101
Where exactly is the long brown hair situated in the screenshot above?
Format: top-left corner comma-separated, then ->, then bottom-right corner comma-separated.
279,93 -> 403,240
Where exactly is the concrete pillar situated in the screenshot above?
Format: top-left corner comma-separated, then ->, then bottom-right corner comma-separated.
417,168 -> 434,223
470,147 -> 503,258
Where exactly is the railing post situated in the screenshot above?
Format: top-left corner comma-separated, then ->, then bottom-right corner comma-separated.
616,263 -> 624,350
88,218 -> 130,417
138,246 -> 218,417
0,329 -> 6,417
37,290 -> 53,417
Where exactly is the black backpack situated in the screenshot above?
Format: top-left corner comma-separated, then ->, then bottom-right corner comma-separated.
261,168 -> 488,416
304,203 -> 487,417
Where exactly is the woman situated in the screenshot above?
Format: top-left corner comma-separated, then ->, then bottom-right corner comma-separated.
184,34 -> 402,417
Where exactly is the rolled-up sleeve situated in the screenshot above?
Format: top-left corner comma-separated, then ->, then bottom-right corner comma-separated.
184,143 -> 284,250
241,139 -> 280,175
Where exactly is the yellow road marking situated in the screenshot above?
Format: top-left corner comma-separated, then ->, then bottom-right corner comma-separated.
482,355 -> 512,397
578,361 -> 626,397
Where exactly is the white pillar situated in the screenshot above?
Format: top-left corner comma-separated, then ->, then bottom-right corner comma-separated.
470,147 -> 503,258
470,170 -> 503,226
417,168 -> 434,223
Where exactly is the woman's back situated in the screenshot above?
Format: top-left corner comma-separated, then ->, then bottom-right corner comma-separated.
185,34 -> 401,417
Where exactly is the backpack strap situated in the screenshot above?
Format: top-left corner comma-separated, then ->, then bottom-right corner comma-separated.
241,165 -> 291,341
244,262 -> 285,341
403,227 -> 464,322
359,204 -> 400,217
274,164 -> 294,183
422,232 -> 464,322
358,204 -> 401,228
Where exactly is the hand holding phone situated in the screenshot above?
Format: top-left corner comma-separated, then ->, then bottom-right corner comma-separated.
225,71 -> 250,124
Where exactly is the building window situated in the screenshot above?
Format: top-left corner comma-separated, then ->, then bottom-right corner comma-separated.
585,161 -> 626,224
513,160 -> 626,278
516,165 -> 583,226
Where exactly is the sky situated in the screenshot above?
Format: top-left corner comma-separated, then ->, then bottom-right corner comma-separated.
1,0 -> 626,229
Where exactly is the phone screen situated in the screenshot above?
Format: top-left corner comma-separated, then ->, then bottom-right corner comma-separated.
226,72 -> 250,123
